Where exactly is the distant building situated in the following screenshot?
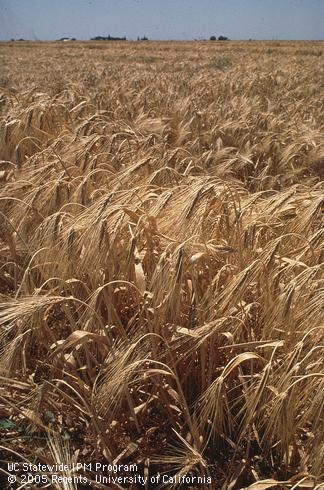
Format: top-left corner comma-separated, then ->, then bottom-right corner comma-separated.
57,37 -> 76,42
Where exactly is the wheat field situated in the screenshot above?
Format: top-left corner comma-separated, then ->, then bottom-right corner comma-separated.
0,40 -> 323,489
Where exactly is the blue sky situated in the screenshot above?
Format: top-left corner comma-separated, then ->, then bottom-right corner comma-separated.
0,0 -> 323,41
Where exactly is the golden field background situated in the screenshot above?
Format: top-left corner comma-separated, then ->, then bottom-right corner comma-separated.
0,41 -> 323,488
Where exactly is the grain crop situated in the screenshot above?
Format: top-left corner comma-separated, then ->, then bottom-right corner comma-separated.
0,40 -> 323,489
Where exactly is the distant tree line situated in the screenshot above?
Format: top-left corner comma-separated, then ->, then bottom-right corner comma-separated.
90,35 -> 127,41
90,35 -> 149,41
210,35 -> 230,41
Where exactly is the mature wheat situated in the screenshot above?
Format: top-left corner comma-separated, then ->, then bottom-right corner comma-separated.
0,40 -> 323,489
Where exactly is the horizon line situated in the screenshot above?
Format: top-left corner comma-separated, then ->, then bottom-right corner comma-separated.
2,38 -> 324,42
